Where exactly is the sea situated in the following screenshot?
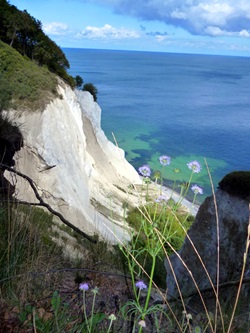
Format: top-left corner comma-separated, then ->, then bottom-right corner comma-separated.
63,48 -> 250,203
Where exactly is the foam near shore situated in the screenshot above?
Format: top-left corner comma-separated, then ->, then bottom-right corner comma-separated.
137,177 -> 199,216
161,185 -> 199,216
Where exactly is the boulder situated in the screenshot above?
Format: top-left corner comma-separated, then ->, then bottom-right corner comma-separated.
165,188 -> 250,303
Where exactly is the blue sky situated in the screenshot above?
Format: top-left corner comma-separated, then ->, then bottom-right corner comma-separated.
9,0 -> 250,56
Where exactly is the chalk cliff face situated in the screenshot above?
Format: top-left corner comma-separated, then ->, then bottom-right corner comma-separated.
7,81 -> 141,243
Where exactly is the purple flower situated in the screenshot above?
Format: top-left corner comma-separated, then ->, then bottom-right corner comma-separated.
135,280 -> 147,290
155,195 -> 168,203
191,185 -> 203,195
138,165 -> 151,177
187,160 -> 201,173
79,282 -> 89,291
159,155 -> 171,166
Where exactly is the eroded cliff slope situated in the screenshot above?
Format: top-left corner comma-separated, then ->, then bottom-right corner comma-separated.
6,81 -> 141,243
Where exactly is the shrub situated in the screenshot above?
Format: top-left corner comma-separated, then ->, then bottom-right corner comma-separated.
74,75 -> 84,88
83,83 -> 98,101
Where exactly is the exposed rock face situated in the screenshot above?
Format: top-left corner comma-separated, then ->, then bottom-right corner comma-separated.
5,81 -> 141,243
218,171 -> 250,200
0,117 -> 23,199
165,189 -> 250,300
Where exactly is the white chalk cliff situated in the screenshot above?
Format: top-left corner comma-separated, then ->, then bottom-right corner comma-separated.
7,81 -> 141,243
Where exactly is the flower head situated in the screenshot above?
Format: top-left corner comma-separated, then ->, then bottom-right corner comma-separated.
153,170 -> 161,180
191,184 -> 203,195
159,155 -> 171,166
108,314 -> 117,321
135,280 -> 147,290
138,320 -> 146,328
187,160 -> 201,173
155,195 -> 168,203
138,165 -> 151,177
91,286 -> 99,295
79,282 -> 89,291
143,177 -> 151,184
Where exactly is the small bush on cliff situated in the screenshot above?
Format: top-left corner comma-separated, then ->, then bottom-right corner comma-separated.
74,75 -> 84,88
83,82 -> 98,101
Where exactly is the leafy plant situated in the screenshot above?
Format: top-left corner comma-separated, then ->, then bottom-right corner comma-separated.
74,75 -> 84,88
83,83 -> 98,101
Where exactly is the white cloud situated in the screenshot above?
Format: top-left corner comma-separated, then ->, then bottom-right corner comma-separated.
239,29 -> 250,37
155,35 -> 169,43
205,26 -> 250,38
77,24 -> 140,39
205,26 -> 231,36
78,0 -> 250,37
43,22 -> 70,36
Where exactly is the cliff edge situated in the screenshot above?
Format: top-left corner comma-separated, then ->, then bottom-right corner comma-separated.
6,81 -> 141,243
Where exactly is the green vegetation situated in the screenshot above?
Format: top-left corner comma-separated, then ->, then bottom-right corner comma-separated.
83,83 -> 98,101
0,41 -> 59,111
126,202 -> 194,287
0,205 -> 61,300
73,75 -> 99,101
0,0 -> 72,85
127,203 -> 193,250
74,75 -> 84,88
0,1 -> 249,331
0,158 -> 249,332
0,0 -> 98,112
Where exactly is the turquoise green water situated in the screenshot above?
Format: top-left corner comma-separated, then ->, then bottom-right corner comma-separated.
64,48 -> 250,203
103,120 -> 228,202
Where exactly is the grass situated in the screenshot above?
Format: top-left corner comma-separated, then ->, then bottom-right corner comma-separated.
0,158 -> 249,332
0,41 -> 59,111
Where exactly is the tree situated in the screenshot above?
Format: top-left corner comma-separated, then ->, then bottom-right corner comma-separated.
83,83 -> 98,102
74,75 -> 84,88
0,0 -> 73,84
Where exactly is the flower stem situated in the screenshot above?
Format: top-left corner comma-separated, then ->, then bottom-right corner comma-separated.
138,254 -> 156,333
89,290 -> 97,332
82,291 -> 91,333
106,319 -> 114,333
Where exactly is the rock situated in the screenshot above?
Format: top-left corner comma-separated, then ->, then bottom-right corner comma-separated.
0,116 -> 23,170
4,81 -> 141,243
0,116 -> 23,200
218,171 -> 250,200
165,188 -> 250,302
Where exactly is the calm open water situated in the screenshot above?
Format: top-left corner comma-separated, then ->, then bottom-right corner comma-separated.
63,48 -> 250,202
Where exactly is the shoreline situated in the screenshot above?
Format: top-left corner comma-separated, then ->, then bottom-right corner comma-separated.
160,185 -> 199,216
139,177 -> 200,216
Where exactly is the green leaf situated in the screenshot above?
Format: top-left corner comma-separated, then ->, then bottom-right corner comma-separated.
194,326 -> 202,333
51,290 -> 61,314
89,312 -> 106,326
